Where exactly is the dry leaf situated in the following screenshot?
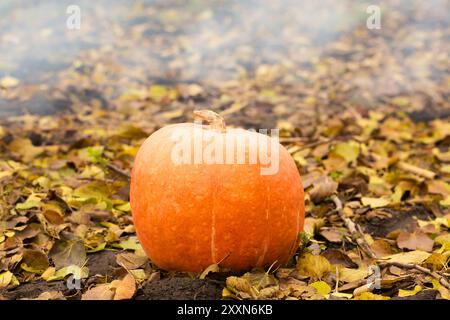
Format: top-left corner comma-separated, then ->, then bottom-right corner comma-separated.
397,230 -> 434,252
309,176 -> 338,203
111,273 -> 136,300
199,263 -> 220,280
321,249 -> 358,268
116,252 -> 148,270
361,197 -> 390,208
297,253 -> 331,279
320,228 -> 343,243
381,250 -> 431,265
82,284 -> 115,300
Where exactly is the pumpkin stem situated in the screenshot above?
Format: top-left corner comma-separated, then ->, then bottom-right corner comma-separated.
193,110 -> 226,132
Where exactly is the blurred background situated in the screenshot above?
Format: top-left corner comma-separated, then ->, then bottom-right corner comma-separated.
0,0 -> 449,123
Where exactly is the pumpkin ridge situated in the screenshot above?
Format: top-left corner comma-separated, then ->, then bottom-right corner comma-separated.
257,182 -> 270,266
210,167 -> 219,264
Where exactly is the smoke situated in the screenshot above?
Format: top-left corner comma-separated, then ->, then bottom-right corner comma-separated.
0,0 -> 449,116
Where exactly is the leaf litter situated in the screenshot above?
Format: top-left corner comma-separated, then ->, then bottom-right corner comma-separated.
0,0 -> 449,300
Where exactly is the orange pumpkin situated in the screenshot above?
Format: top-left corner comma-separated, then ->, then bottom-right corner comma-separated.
130,111 -> 304,272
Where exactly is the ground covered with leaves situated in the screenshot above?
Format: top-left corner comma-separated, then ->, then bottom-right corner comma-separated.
0,0 -> 450,300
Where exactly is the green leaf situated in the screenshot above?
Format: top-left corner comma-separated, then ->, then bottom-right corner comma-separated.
47,265 -> 89,281
113,237 -> 142,251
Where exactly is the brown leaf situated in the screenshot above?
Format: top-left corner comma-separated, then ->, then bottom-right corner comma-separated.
49,240 -> 87,269
81,284 -> 115,300
199,263 -> 220,280
319,228 -> 344,243
321,249 -> 358,268
397,230 -> 434,252
371,240 -> 393,258
309,176 -> 338,203
116,252 -> 148,270
25,291 -> 65,300
111,273 -> 136,300
297,253 -> 331,279
21,249 -> 49,274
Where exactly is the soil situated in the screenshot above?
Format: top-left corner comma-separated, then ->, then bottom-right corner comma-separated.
0,250 -> 224,300
361,205 -> 433,238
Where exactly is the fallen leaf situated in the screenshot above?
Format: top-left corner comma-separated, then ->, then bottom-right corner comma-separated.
398,285 -> 422,297
113,237 -> 142,251
47,265 -> 89,281
330,292 -> 353,299
199,263 -> 220,280
21,249 -> 49,274
226,276 -> 256,299
371,240 -> 393,258
82,284 -> 115,300
303,217 -> 325,237
321,249 -> 358,268
432,279 -> 450,300
330,141 -> 360,163
297,253 -> 331,279
27,291 -> 65,300
320,228 -> 343,243
111,273 -> 136,300
8,138 -> 43,162
116,252 -> 148,270
423,253 -> 447,271
49,239 -> 87,269
381,250 -> 431,265
354,292 -> 390,300
397,230 -> 434,252
0,271 -> 13,287
338,267 -> 369,283
309,176 -> 338,203
310,281 -> 331,297
361,197 -> 391,208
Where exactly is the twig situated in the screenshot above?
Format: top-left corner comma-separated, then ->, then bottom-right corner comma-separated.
331,195 -> 377,259
106,163 -> 131,180
396,161 -> 436,179
379,262 -> 450,291
279,137 -> 309,143
371,154 -> 436,179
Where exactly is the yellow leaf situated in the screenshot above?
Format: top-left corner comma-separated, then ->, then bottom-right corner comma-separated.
310,281 -> 331,297
330,141 -> 360,163
381,250 -> 431,265
303,217 -> 325,237
361,197 -> 390,208
440,195 -> 450,207
338,266 -> 369,283
0,271 -> 13,287
8,138 -> 43,162
331,292 -> 353,299
297,253 -> 331,279
424,253 -> 447,270
435,234 -> 450,246
355,292 -> 390,300
432,279 -> 450,300
398,285 -> 422,297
